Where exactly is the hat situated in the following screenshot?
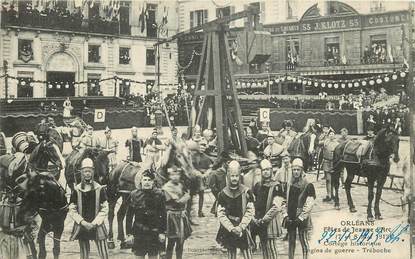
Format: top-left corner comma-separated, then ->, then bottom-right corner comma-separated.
12,132 -> 30,153
142,169 -> 155,180
152,128 -> 158,134
260,159 -> 272,169
227,160 -> 240,172
131,126 -> 137,132
81,158 -> 94,169
282,120 -> 293,128
167,166 -> 181,174
292,158 -> 303,168
105,126 -> 111,133
87,125 -> 93,130
328,127 -> 335,134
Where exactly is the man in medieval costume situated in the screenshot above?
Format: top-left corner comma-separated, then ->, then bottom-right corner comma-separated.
68,158 -> 109,259
126,169 -> 166,259
96,127 -> 118,172
208,151 -> 231,216
321,128 -> 339,206
125,127 -> 143,163
216,160 -> 255,259
252,159 -> 282,259
144,128 -> 165,168
279,120 -> 297,149
275,158 -> 316,259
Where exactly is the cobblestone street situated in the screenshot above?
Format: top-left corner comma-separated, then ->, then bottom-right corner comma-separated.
12,127 -> 407,259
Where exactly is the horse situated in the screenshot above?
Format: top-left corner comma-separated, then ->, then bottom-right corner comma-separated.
0,135 -> 66,259
64,147 -> 112,192
106,142 -> 199,249
332,127 -> 400,221
287,119 -> 321,172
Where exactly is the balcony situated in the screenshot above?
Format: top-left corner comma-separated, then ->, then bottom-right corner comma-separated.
1,9 -> 128,36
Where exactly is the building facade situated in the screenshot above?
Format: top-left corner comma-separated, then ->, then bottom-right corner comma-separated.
0,0 -> 179,99
177,0 -> 411,95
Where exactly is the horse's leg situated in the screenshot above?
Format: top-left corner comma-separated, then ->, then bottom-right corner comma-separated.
37,220 -> 47,259
374,169 -> 387,220
52,217 -> 66,259
332,169 -> 340,210
344,165 -> 356,212
108,195 -> 117,249
117,195 -> 128,247
366,168 -> 375,221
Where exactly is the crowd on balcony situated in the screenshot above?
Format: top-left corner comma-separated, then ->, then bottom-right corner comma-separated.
362,43 -> 390,64
1,3 -> 119,34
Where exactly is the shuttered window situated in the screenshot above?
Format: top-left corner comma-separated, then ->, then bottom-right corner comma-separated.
190,9 -> 208,28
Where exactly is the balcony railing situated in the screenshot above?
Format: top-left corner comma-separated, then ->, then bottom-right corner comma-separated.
1,9 -> 129,36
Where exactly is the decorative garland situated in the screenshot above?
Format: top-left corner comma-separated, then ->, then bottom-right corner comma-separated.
235,70 -> 409,90
1,74 -> 180,90
177,49 -> 201,73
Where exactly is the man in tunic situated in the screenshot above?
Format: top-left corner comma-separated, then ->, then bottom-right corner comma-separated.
144,128 -> 165,167
245,127 -> 260,156
126,169 -> 166,259
216,160 -> 255,259
252,159 -> 281,259
275,158 -> 316,259
279,120 -> 297,149
263,133 -> 284,159
208,151 -> 231,216
96,127 -> 118,171
321,128 -> 339,207
68,158 -> 109,259
125,127 -> 143,163
79,125 -> 95,149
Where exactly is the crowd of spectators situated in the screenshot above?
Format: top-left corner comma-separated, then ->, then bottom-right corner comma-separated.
362,43 -> 390,64
1,3 -> 120,34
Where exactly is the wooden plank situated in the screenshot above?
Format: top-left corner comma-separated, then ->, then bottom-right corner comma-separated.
211,31 -> 226,154
223,29 -> 248,157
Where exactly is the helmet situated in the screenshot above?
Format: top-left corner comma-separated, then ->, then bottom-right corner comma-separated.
228,160 -> 241,172
292,158 -> 303,168
81,158 -> 94,169
260,159 -> 272,170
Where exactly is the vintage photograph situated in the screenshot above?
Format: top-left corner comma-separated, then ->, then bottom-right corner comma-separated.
0,0 -> 413,258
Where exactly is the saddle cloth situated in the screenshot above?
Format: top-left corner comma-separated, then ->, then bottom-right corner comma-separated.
119,162 -> 141,192
342,140 -> 370,163
7,153 -> 26,178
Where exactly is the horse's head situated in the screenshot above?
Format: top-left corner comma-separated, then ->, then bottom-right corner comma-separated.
30,140 -> 66,172
375,128 -> 400,163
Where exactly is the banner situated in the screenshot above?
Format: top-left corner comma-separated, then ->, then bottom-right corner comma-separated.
94,109 -> 106,123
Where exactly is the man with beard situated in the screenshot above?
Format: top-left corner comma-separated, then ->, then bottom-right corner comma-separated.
126,169 -> 166,259
275,158 -> 316,259
68,158 -> 109,259
216,160 -> 255,259
252,159 -> 281,259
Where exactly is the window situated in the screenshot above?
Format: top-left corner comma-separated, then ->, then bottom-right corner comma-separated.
246,2 -> 262,27
87,74 -> 101,96
17,75 -> 33,97
369,35 -> 387,64
190,10 -> 208,28
146,49 -> 155,65
216,6 -> 231,18
88,2 -> 100,19
119,47 -> 131,64
286,38 -> 299,70
88,45 -> 100,63
147,4 -> 158,38
18,39 -> 33,62
119,2 -> 131,35
120,79 -> 131,97
325,37 -> 340,65
370,1 -> 385,13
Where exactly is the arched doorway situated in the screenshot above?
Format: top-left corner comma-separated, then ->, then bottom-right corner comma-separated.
46,52 -> 77,97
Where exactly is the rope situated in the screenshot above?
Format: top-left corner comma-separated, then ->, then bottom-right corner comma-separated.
380,197 -> 409,207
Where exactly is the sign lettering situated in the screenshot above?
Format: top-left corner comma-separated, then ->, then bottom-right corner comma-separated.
94,109 -> 106,123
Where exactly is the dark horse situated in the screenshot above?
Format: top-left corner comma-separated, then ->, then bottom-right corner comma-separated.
0,135 -> 66,259
332,127 -> 400,221
287,119 -> 321,172
106,142 -> 199,249
64,147 -> 112,192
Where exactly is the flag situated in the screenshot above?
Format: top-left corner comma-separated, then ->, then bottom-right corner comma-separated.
161,6 -> 168,26
139,5 -> 146,33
